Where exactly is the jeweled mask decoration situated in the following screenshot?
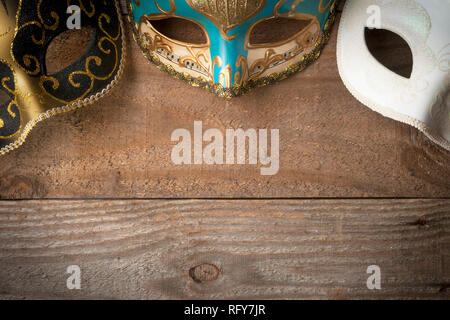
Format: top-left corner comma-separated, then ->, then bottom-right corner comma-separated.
129,0 -> 338,98
0,0 -> 125,155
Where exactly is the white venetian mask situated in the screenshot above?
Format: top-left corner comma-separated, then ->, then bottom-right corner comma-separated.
337,0 -> 450,151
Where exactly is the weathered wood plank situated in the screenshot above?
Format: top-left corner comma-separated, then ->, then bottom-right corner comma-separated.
0,17 -> 449,199
0,199 -> 449,299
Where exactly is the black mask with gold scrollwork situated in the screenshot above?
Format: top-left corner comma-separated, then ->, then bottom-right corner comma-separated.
0,0 -> 125,155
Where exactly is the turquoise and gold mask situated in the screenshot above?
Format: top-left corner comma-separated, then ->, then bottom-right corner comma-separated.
129,0 -> 338,97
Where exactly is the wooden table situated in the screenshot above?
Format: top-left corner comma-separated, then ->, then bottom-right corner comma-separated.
0,2 -> 449,299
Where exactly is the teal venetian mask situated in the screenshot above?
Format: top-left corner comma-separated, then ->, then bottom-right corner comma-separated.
129,0 -> 338,97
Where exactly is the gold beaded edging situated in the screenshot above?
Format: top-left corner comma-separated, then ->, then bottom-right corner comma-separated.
128,0 -> 339,99
0,0 -> 127,156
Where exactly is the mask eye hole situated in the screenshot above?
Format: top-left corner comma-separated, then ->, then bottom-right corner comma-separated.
365,28 -> 413,79
248,17 -> 312,46
0,90 -> 9,106
45,27 -> 93,75
149,17 -> 208,45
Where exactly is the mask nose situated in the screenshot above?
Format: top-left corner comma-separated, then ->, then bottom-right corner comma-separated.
210,34 -> 247,88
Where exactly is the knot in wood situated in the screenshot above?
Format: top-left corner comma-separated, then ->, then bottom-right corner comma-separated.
189,263 -> 220,283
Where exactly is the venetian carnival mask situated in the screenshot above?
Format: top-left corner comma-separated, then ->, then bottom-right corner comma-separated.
128,0 -> 338,98
337,0 -> 450,151
0,0 -> 125,155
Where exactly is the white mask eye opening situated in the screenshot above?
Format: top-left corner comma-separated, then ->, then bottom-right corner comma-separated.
45,27 -> 94,76
364,27 -> 413,79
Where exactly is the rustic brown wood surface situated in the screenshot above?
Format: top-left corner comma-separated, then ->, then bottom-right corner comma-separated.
0,199 -> 448,299
0,2 -> 449,300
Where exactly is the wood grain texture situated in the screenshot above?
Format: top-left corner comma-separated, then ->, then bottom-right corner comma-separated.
0,199 -> 449,299
0,14 -> 448,199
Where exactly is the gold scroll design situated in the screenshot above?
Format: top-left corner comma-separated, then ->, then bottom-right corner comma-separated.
234,55 -> 247,86
142,32 -> 172,56
319,0 -> 333,13
273,0 -> 335,20
39,11 -> 120,104
179,48 -> 211,78
240,28 -> 318,83
212,56 -> 232,88
140,14 -> 213,80
151,0 -> 176,18
186,0 -> 266,41
0,60 -> 22,139
273,0 -> 303,16
274,0 -> 334,15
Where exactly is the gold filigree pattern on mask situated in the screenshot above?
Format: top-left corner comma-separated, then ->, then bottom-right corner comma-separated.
234,55 -> 248,85
319,0 -> 333,13
0,59 -> 21,139
155,0 -> 176,15
249,29 -> 319,77
218,64 -> 232,88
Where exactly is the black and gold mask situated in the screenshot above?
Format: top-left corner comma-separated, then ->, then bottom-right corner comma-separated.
0,0 -> 125,155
